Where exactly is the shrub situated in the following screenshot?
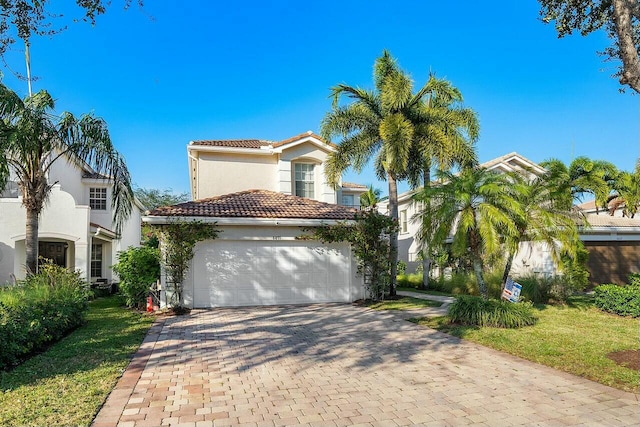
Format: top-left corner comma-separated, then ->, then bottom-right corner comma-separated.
397,273 -> 422,289
628,273 -> 640,287
396,260 -> 407,276
594,284 -> 640,317
112,246 -> 160,308
0,264 -> 89,370
447,295 -> 537,328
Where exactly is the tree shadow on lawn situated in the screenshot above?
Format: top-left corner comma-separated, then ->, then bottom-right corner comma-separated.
142,304 -> 476,378
0,298 -> 153,392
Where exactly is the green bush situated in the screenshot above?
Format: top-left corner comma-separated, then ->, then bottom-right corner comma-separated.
0,264 -> 89,370
447,295 -> 537,328
594,284 -> 640,317
397,273 -> 422,288
112,246 -> 160,308
396,260 -> 407,276
628,273 -> 640,287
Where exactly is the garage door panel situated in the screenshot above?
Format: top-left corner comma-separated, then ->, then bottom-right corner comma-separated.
193,240 -> 352,307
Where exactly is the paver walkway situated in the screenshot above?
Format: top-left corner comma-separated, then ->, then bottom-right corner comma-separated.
93,304 -> 639,427
396,290 -> 455,318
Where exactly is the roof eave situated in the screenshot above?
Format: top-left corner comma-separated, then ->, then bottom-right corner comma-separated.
142,216 -> 354,227
187,144 -> 274,155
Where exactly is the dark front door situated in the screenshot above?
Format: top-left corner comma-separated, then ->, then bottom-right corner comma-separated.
38,241 -> 67,268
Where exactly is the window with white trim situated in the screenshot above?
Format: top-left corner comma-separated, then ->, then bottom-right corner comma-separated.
342,194 -> 355,208
294,163 -> 314,198
91,243 -> 103,278
400,209 -> 408,233
89,188 -> 107,210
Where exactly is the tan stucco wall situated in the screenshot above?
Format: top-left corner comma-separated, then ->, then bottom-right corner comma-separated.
195,152 -> 278,199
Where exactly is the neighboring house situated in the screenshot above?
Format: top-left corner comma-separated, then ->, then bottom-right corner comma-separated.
578,207 -> 640,286
380,152 -> 640,285
0,158 -> 142,284
145,131 -> 366,308
380,152 -> 547,274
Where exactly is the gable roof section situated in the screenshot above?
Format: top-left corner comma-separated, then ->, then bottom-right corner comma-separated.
147,189 -> 357,221
480,152 -> 546,175
189,131 -> 336,153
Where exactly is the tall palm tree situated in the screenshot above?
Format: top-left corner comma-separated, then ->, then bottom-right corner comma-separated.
541,156 -> 618,211
0,84 -> 134,275
415,167 -> 519,299
322,51 -> 436,296
406,76 -> 479,289
360,185 -> 382,209
500,170 -> 581,286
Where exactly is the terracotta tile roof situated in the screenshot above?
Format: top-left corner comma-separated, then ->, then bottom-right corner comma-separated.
190,139 -> 274,148
190,132 -> 337,150
148,190 -> 357,220
342,182 -> 368,189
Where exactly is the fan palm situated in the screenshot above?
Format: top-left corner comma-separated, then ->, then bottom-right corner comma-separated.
415,167 -> 519,299
500,171 -> 581,286
406,76 -> 479,288
0,84 -> 134,275
322,51 -> 436,296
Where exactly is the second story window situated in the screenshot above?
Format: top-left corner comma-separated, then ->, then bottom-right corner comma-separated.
90,188 -> 107,210
294,163 -> 314,198
400,209 -> 408,233
342,194 -> 355,208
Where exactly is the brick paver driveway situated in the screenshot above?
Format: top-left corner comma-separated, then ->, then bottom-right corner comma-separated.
94,305 -> 639,427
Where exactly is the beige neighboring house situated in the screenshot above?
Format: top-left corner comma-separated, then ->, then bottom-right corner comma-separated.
145,131 -> 367,308
0,158 -> 142,285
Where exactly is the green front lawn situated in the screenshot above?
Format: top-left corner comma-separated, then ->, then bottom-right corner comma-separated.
416,295 -> 639,393
365,296 -> 442,310
0,296 -> 154,427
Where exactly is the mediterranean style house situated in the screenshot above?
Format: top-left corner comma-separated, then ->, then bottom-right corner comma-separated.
145,131 -> 367,308
0,158 -> 142,285
379,152 -> 640,286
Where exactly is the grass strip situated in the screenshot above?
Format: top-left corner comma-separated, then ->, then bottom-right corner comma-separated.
365,296 -> 442,310
416,295 -> 639,393
0,296 -> 154,427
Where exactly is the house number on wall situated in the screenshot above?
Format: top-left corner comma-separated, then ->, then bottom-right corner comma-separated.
273,236 -> 282,240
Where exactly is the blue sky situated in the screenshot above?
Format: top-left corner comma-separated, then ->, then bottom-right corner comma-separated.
1,0 -> 637,197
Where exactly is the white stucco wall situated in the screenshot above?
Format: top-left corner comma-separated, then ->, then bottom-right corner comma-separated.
0,185 -> 91,282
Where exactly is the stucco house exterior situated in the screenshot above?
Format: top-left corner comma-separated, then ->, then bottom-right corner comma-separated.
380,152 -> 640,285
0,158 -> 142,285
144,131 -> 367,308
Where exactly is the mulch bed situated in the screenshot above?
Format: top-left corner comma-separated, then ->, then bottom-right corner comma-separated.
606,349 -> 639,371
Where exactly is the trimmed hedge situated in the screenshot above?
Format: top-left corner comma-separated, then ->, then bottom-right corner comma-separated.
448,295 -> 537,328
594,284 -> 640,317
0,264 -> 89,370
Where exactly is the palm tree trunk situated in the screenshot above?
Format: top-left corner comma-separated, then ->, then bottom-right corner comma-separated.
421,161 -> 431,290
25,207 -> 39,275
388,173 -> 399,297
501,251 -> 515,291
473,259 -> 487,300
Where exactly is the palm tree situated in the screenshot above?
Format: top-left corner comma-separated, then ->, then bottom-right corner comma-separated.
322,51 -> 436,296
541,156 -> 618,211
0,84 -> 134,275
359,185 -> 382,209
415,167 -> 519,299
500,171 -> 581,286
609,159 -> 640,217
406,76 -> 479,289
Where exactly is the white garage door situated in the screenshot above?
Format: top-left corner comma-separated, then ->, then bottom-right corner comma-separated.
192,240 -> 352,307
